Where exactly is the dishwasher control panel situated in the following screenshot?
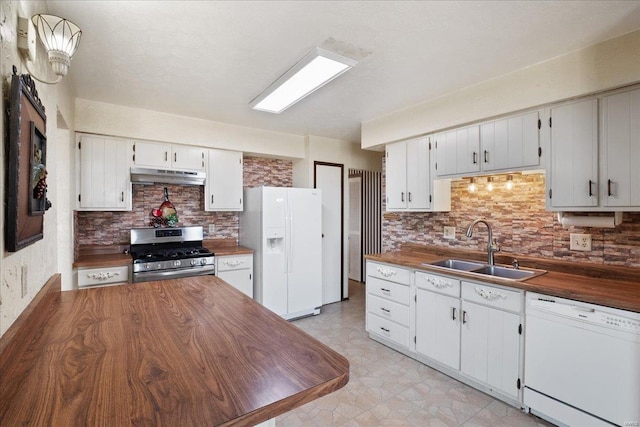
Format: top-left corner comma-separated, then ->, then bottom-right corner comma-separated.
602,315 -> 640,331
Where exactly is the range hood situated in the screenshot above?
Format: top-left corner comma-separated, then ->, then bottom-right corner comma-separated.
130,167 -> 206,186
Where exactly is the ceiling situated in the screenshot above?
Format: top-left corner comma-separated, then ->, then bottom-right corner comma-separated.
47,1 -> 640,143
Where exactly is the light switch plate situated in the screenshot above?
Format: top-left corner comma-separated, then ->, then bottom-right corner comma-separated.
570,233 -> 592,251
208,224 -> 215,234
444,226 -> 456,239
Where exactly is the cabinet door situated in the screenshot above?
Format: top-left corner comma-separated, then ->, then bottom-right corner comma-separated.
406,137 -> 430,209
416,289 -> 460,370
481,111 -> 540,172
461,301 -> 489,382
78,135 -> 131,210
435,131 -> 459,176
385,141 -> 407,209
133,140 -> 171,168
206,149 -> 243,211
461,300 -> 521,399
549,99 -> 598,208
456,126 -> 481,174
601,88 -> 640,207
217,269 -> 253,298
172,145 -> 205,171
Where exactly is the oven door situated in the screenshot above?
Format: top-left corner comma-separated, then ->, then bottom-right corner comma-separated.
132,265 -> 216,283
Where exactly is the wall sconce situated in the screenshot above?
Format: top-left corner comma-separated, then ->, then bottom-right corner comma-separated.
18,14 -> 82,84
486,176 -> 494,191
468,178 -> 477,193
505,175 -> 514,190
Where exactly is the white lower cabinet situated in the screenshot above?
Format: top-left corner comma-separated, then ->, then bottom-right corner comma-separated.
216,254 -> 253,297
415,271 -> 461,370
460,281 -> 523,400
365,261 -> 413,351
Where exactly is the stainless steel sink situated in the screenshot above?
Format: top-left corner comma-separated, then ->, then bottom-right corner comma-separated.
427,259 -> 484,271
425,258 -> 546,281
472,265 -> 536,280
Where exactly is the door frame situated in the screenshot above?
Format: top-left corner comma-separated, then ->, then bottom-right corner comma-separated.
348,173 -> 363,283
314,161 -> 345,301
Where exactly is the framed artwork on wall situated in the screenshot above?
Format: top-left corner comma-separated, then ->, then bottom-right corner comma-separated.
5,68 -> 49,252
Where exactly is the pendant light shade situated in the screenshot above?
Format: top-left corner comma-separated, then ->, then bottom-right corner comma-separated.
31,14 -> 82,77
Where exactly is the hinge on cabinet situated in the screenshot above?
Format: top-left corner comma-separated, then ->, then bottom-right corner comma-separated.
518,324 -> 522,335
133,154 -> 135,162
538,147 -> 542,157
78,194 -> 81,202
133,144 -> 136,152
414,295 -> 417,302
414,336 -> 416,344
428,142 -> 432,150
429,195 -> 432,203
435,162 -> 438,170
549,117 -> 552,127
548,189 -> 552,199
78,142 -> 81,149
538,119 -> 541,130
517,378 -> 521,390
249,273 -> 252,280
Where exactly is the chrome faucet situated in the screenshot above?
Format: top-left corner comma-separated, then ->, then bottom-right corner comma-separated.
466,219 -> 500,265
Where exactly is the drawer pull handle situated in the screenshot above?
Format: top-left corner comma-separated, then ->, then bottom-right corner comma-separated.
451,307 -> 456,321
376,267 -> 396,277
380,288 -> 391,293
380,307 -> 391,313
380,327 -> 390,333
87,271 -> 119,281
223,260 -> 244,268
475,287 -> 507,300
426,276 -> 452,289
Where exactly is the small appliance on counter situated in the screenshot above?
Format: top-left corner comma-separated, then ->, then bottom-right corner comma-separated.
130,226 -> 215,283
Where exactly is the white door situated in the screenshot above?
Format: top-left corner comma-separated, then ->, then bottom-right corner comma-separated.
315,163 -> 343,304
287,188 -> 323,315
348,176 -> 362,282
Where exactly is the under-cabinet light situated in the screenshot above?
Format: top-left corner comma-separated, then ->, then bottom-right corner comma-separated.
250,47 -> 357,114
505,175 -> 514,190
486,176 -> 494,192
468,178 -> 477,193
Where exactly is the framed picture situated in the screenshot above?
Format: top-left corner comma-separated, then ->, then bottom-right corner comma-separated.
5,70 -> 48,252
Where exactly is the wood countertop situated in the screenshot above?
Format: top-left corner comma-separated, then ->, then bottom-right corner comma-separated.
366,244 -> 640,313
0,275 -> 349,426
73,239 -> 253,269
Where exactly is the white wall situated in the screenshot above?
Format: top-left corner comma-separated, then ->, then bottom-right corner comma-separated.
0,0 -> 76,335
75,99 -> 306,159
362,30 -> 640,148
293,135 -> 383,298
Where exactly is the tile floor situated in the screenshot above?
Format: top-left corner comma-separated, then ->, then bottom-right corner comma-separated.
276,281 -> 554,427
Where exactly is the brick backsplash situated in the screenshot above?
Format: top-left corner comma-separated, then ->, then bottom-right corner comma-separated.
74,156 -> 293,248
382,160 -> 640,268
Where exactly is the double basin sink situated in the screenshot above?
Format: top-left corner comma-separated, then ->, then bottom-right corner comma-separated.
424,259 -> 546,281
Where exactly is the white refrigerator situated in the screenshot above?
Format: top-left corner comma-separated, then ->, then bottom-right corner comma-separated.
240,187 -> 322,320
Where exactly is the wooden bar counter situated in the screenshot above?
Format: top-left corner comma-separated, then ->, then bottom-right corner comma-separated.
0,276 -> 349,426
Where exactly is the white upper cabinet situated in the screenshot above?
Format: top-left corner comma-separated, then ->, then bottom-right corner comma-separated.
435,125 -> 481,176
205,149 -> 243,211
77,134 -> 132,211
133,140 -> 205,171
600,88 -> 640,208
386,137 -> 451,212
548,98 -> 599,208
481,111 -> 540,172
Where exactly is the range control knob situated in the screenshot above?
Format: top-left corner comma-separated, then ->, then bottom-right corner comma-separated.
174,260 -> 181,267
190,259 -> 197,266
199,258 -> 207,266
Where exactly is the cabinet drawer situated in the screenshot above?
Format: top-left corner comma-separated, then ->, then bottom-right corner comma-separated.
367,313 -> 410,348
367,294 -> 410,327
217,254 -> 252,272
77,265 -> 129,288
415,271 -> 460,297
367,262 -> 411,285
367,276 -> 410,306
461,281 -> 522,312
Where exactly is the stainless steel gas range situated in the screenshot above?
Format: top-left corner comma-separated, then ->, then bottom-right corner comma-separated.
130,226 -> 215,283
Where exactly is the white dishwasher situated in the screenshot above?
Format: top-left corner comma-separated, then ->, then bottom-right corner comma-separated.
524,292 -> 640,427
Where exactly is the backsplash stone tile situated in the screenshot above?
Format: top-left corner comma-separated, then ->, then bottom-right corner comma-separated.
382,160 -> 640,268
75,156 -> 293,248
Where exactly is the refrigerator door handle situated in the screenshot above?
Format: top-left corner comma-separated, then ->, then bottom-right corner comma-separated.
286,197 -> 292,274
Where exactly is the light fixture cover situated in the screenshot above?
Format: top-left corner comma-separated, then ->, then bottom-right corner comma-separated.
251,47 -> 358,114
31,14 -> 82,76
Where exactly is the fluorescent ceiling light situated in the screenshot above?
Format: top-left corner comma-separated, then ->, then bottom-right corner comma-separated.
251,47 -> 358,114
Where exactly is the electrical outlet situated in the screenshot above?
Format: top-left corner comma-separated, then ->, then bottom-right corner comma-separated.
21,265 -> 28,298
443,226 -> 456,239
570,233 -> 592,251
208,224 -> 215,234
